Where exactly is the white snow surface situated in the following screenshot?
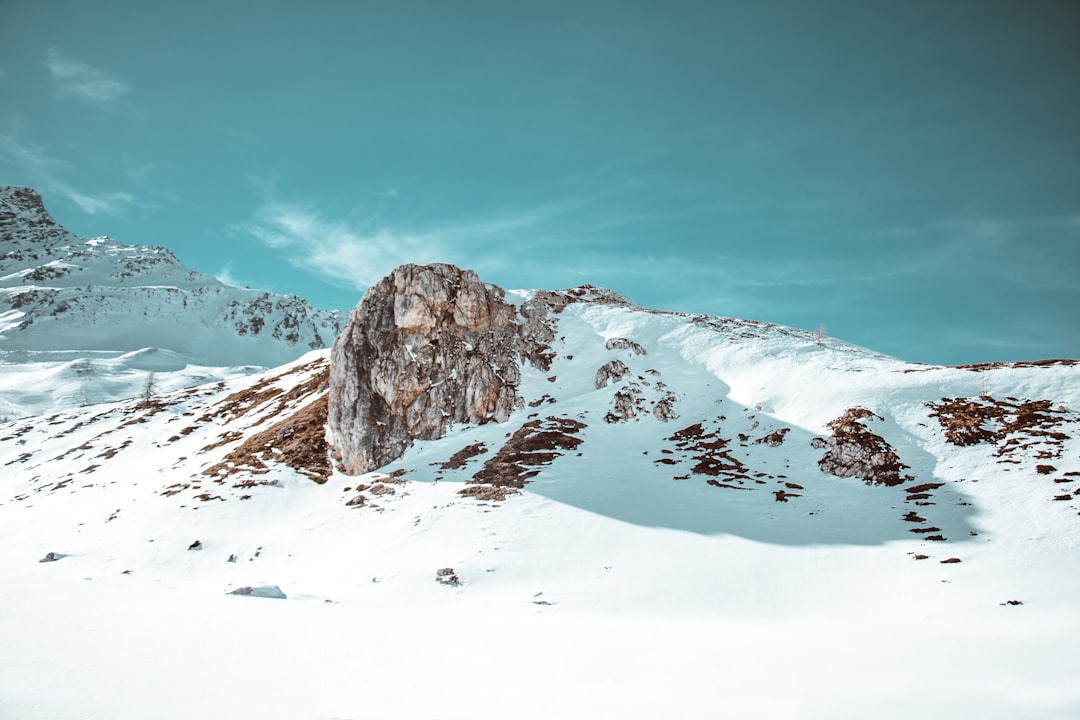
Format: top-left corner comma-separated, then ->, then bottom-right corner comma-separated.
2,298 -> 1079,719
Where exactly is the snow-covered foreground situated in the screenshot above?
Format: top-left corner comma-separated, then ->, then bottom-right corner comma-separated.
4,463 -> 1079,720
4,572 -> 1077,720
2,298 -> 1079,718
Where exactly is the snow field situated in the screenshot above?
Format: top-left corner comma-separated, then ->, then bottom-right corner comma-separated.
1,301 -> 1079,718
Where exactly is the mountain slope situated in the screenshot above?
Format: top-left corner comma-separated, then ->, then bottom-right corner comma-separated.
0,186 -> 342,417
2,280 -> 1078,719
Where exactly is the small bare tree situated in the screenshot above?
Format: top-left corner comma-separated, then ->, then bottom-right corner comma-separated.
813,324 -> 827,346
140,372 -> 157,406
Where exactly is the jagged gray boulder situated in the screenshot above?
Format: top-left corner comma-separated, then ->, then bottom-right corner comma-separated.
605,337 -> 647,356
227,585 -> 287,599
329,264 -> 525,474
817,408 -> 911,486
595,359 -> 630,389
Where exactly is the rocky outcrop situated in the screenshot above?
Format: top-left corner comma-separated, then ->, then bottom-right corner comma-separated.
0,186 -> 70,247
517,286 -> 630,371
652,393 -> 679,422
595,360 -> 630,389
328,264 -> 651,474
605,337 -> 647,356
467,415 -> 587,490
329,264 -> 525,474
816,408 -> 911,486
604,387 -> 645,423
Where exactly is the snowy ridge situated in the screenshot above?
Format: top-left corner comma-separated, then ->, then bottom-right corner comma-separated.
0,186 -> 342,417
2,292 -> 1079,719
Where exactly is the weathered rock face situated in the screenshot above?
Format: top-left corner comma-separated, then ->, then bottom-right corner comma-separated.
816,407 -> 912,486
595,359 -> 630,389
329,263 -> 525,474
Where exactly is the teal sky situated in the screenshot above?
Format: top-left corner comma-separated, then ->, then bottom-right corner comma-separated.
2,0 -> 1078,365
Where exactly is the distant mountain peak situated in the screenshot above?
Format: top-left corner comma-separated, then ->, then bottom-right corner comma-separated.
0,186 -> 72,246
0,185 -> 342,417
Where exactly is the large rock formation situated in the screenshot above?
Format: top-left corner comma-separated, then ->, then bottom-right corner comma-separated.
329,264 -> 526,474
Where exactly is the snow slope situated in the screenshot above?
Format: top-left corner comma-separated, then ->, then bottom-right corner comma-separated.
0,186 -> 342,417
2,296 -> 1078,719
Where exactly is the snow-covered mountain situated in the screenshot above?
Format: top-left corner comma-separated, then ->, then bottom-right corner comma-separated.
0,186 -> 342,417
2,264 -> 1078,719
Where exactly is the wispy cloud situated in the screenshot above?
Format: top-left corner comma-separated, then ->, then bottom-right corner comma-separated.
44,48 -> 129,107
0,135 -> 135,216
215,263 -> 249,288
236,190 -> 855,327
237,197 -> 580,289
237,203 -> 446,289
865,214 -> 1080,290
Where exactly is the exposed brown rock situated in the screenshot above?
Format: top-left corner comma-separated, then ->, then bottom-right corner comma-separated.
926,396 -> 1072,458
329,264 -> 525,474
817,407 -> 911,487
517,293 -> 563,372
468,415 -> 586,490
595,360 -> 630,389
652,393 -> 679,422
604,386 -> 645,423
605,337 -> 647,356
436,441 -> 488,470
196,362 -> 332,486
754,428 -> 790,447
458,484 -> 519,501
661,421 -> 753,485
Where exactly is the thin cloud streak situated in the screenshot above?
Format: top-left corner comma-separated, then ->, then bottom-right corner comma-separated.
237,195 -> 857,329
238,203 -> 449,289
238,199 -> 585,289
0,135 -> 136,217
44,48 -> 129,106
860,214 -> 1080,288
215,263 -> 256,289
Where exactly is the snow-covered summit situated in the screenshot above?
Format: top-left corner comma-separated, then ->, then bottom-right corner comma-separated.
1,185 -> 197,288
0,186 -> 342,417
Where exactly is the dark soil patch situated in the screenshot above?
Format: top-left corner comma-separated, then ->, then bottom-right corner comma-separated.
466,416 -> 586,491
927,397 -> 1072,460
754,428 -> 790,447
459,484 -> 519,501
951,359 -> 1077,371
904,482 -> 945,494
202,395 -> 331,484
436,442 -> 488,470
661,421 -> 756,488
